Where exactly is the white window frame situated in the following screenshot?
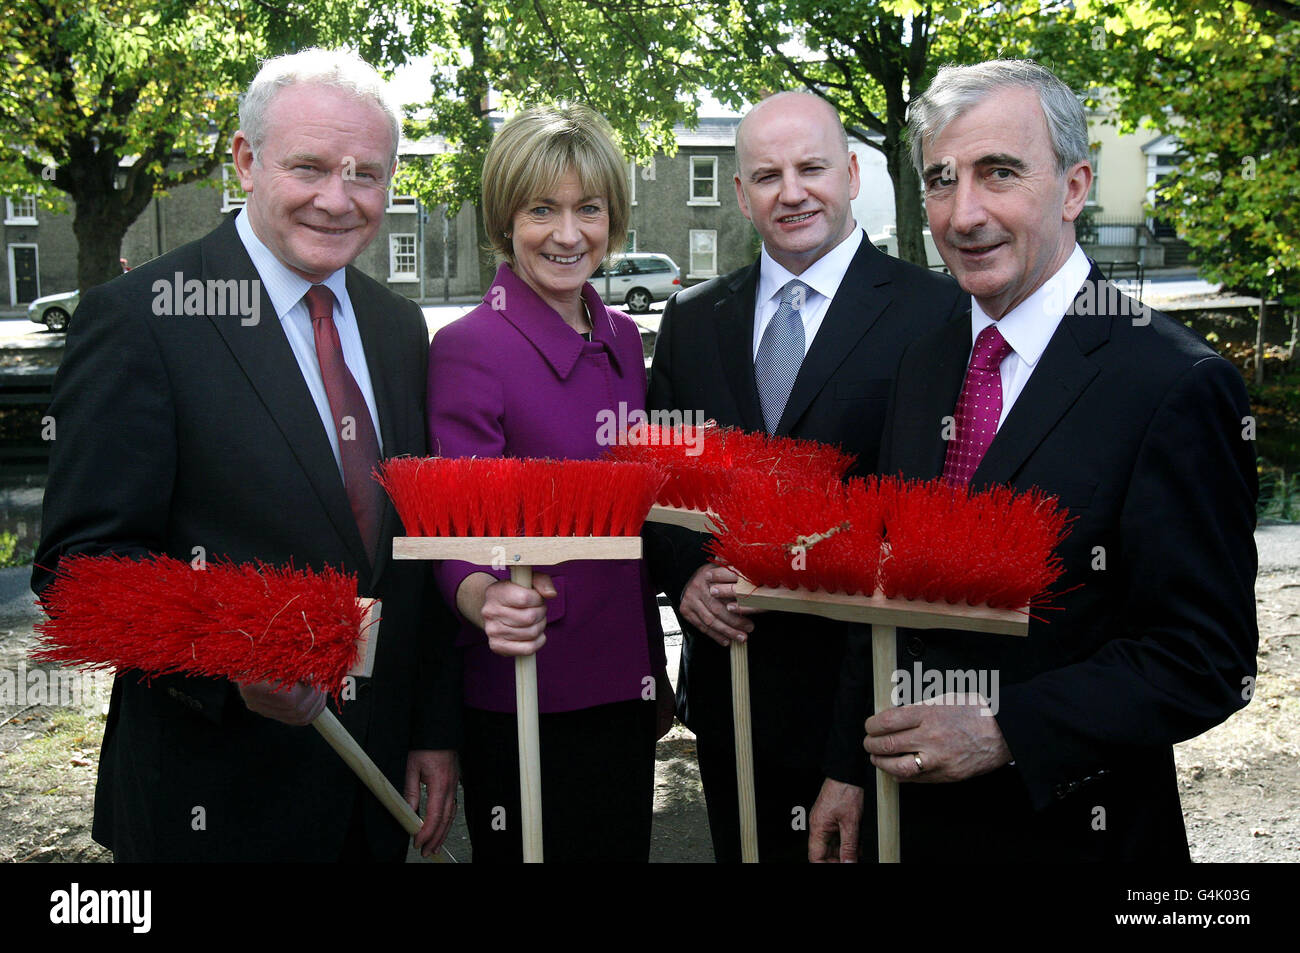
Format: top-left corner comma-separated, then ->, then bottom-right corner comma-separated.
687,229 -> 717,279
387,185 -> 419,213
5,195 -> 38,225
629,160 -> 637,206
388,233 -> 418,282
688,156 -> 719,206
7,243 -> 39,306
221,164 -> 246,211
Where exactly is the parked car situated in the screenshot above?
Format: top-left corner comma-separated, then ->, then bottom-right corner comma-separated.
27,289 -> 79,332
868,227 -> 950,273
591,253 -> 681,313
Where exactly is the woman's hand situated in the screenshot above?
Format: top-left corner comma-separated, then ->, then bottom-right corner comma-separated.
458,571 -> 558,657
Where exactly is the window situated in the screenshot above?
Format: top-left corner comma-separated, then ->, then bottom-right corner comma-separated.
689,156 -> 719,205
1087,145 -> 1100,205
636,256 -> 672,274
387,185 -> 418,212
221,165 -> 246,211
5,195 -> 37,225
688,229 -> 717,278
389,233 -> 417,281
625,229 -> 636,253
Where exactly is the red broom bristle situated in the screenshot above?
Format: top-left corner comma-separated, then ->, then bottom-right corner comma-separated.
374,457 -> 667,538
32,554 -> 366,701
605,425 -> 856,511
707,476 -> 1069,611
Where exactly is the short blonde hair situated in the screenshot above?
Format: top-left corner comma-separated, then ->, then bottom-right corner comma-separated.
482,104 -> 629,265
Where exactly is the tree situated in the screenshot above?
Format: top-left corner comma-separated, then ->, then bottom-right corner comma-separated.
396,0 -> 712,291
0,1 -> 276,292
1038,1 -> 1298,381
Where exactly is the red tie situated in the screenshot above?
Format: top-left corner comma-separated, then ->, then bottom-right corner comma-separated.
942,324 -> 1013,487
305,285 -> 382,565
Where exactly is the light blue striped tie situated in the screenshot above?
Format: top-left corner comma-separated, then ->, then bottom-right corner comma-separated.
755,279 -> 808,433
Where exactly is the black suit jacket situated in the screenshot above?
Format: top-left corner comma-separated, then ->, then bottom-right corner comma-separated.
825,265 -> 1258,860
646,237 -> 965,769
33,215 -> 460,861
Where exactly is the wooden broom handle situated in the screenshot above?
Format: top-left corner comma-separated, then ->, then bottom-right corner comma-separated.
872,624 -> 900,862
511,563 -> 545,863
730,638 -> 759,862
311,708 -> 453,862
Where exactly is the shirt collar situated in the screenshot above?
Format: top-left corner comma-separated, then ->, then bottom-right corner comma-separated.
971,243 -> 1091,369
484,263 -> 624,380
757,226 -> 864,307
235,209 -> 348,317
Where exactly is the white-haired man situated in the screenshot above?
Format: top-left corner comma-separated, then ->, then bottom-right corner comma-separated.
35,48 -> 460,862
810,60 -> 1257,862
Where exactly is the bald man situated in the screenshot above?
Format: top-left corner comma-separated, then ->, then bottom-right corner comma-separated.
646,92 -> 966,862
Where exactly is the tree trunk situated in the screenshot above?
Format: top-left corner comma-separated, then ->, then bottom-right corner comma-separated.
72,196 -> 137,293
881,127 -> 927,268
1256,298 -> 1266,388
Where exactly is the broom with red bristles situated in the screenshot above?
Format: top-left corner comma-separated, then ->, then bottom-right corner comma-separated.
708,474 -> 1070,862
605,422 -> 857,532
608,424 -> 858,861
375,456 -> 666,863
31,554 -> 455,862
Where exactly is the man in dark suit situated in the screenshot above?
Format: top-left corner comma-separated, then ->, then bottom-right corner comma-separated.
646,91 -> 965,862
810,60 -> 1257,861
33,48 -> 459,862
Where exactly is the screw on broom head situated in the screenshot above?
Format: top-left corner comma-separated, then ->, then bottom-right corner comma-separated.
707,475 -> 1070,612
373,457 -> 668,537
32,554 -> 366,702
603,423 -> 856,511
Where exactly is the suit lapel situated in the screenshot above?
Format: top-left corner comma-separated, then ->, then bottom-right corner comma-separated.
198,218 -> 371,573
896,314 -> 971,478
349,268 -> 410,587
778,240 -> 890,435
712,263 -> 766,432
973,266 -> 1109,487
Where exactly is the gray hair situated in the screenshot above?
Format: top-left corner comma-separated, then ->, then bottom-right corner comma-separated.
909,60 -> 1089,176
239,47 -> 401,168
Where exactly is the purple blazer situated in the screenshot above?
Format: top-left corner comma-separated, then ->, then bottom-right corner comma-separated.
427,263 -> 665,713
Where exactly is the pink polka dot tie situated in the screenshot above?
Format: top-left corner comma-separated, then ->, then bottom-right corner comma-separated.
942,324 -> 1013,487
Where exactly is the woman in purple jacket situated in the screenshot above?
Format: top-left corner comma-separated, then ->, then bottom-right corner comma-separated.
427,105 -> 670,862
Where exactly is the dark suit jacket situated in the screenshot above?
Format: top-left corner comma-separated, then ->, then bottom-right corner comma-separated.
646,237 -> 965,770
33,215 -> 460,862
825,265 -> 1258,861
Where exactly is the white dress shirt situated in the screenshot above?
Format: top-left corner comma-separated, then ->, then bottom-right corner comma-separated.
235,210 -> 384,478
751,227 -> 865,360
969,243 -> 1093,430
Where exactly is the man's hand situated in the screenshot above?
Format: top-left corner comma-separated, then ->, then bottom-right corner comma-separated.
678,564 -> 758,646
238,680 -> 326,726
406,749 -> 458,857
864,693 -> 1011,783
808,778 -> 864,863
476,572 -> 557,657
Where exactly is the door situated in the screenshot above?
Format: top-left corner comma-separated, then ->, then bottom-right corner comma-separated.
9,245 -> 38,305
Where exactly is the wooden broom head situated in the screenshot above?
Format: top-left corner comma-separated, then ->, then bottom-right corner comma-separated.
707,475 -> 1070,612
33,554 -> 367,701
603,423 -> 857,511
373,456 -> 668,537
